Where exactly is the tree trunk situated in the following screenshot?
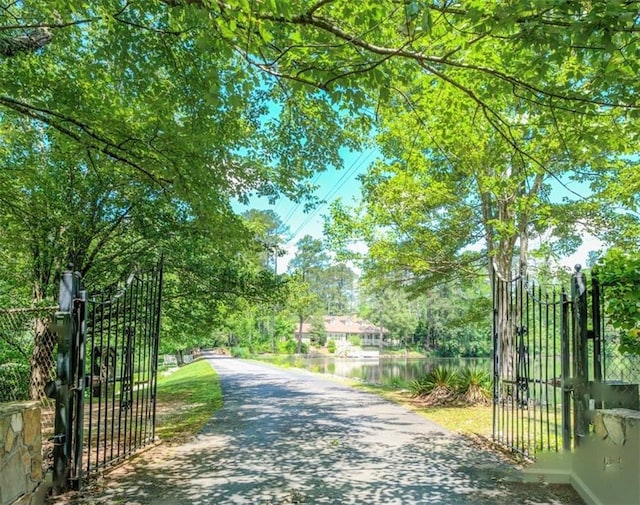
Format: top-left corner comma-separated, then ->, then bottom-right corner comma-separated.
489,193 -> 519,382
494,265 -> 514,382
297,316 -> 303,354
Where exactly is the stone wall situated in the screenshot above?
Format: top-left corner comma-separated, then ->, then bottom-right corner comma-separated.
0,402 -> 42,505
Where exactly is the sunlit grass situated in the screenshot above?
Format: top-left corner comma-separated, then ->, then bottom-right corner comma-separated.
418,405 -> 493,436
155,359 -> 222,442
353,382 -> 493,437
357,382 -> 566,463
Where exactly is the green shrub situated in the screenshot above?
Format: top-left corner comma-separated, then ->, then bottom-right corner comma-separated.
275,338 -> 308,354
408,375 -> 431,396
410,366 -> 491,406
327,339 -> 336,353
457,367 -> 492,405
230,346 -> 251,358
427,366 -> 459,388
409,366 -> 457,397
0,363 -> 30,401
276,338 -> 296,354
410,366 -> 459,405
386,376 -> 407,389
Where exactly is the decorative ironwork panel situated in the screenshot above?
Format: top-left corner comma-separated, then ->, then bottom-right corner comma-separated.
78,264 -> 163,482
492,274 -> 569,458
492,266 -> 640,459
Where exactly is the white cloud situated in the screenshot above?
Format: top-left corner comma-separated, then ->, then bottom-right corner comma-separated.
558,233 -> 604,269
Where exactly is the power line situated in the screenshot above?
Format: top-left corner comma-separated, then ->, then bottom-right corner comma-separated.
288,149 -> 376,242
277,171 -> 323,227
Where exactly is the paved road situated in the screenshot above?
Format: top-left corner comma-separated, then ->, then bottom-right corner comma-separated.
82,356 -> 583,505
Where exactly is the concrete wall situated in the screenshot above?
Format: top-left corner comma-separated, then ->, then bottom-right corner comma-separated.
523,408 -> 640,505
0,402 -> 42,505
572,409 -> 640,505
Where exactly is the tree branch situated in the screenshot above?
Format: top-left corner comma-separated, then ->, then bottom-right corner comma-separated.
0,28 -> 52,57
307,0 -> 336,16
0,96 -> 172,187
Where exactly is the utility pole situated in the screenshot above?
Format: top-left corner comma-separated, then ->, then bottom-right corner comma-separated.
271,245 -> 277,353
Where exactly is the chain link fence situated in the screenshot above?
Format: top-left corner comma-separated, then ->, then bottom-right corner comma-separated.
600,331 -> 640,410
591,278 -> 640,409
604,352 -> 640,385
0,306 -> 58,462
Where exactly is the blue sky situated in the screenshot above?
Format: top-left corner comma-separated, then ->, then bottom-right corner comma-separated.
236,148 -> 379,271
235,149 -> 603,274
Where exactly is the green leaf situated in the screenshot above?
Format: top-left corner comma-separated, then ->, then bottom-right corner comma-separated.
420,9 -> 432,34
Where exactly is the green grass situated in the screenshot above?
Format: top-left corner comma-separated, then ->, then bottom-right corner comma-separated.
352,382 -> 493,438
417,405 -> 493,437
155,359 -> 223,442
358,382 -> 563,460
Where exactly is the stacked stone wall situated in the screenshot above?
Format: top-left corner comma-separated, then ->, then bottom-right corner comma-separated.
0,402 -> 42,505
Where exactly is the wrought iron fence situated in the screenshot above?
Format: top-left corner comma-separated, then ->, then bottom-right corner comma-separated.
1,261 -> 163,495
80,265 -> 163,481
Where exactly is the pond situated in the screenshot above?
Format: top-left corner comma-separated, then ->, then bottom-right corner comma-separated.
256,355 -> 492,387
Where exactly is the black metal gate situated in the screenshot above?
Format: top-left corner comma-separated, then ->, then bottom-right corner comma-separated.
493,264 -> 640,459
492,266 -> 602,458
51,262 -> 163,493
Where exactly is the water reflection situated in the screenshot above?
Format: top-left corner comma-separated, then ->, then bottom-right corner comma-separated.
257,356 -> 491,387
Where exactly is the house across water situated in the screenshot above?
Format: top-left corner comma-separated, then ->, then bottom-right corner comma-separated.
294,315 -> 390,351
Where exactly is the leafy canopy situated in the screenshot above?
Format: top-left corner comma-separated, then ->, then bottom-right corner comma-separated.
595,249 -> 640,355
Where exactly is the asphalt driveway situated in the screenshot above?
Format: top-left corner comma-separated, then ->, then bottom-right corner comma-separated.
77,356 -> 583,505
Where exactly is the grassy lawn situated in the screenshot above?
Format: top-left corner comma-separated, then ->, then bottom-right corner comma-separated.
155,359 -> 223,443
415,405 -> 493,437
353,383 -> 493,438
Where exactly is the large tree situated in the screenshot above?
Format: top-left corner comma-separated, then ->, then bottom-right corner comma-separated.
285,278 -> 320,353
326,68 -> 639,375
1,2 -> 365,248
320,263 -> 357,315
287,235 -> 356,314
1,0 -> 364,378
4,1 -> 639,276
0,117 -> 267,392
288,235 -> 329,282
242,209 -> 290,272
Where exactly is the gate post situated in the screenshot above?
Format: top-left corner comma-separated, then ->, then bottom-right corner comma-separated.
51,268 -> 83,494
492,269 -> 498,442
591,275 -> 603,385
571,265 -> 589,445
560,288 -> 572,451
71,288 -> 87,488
